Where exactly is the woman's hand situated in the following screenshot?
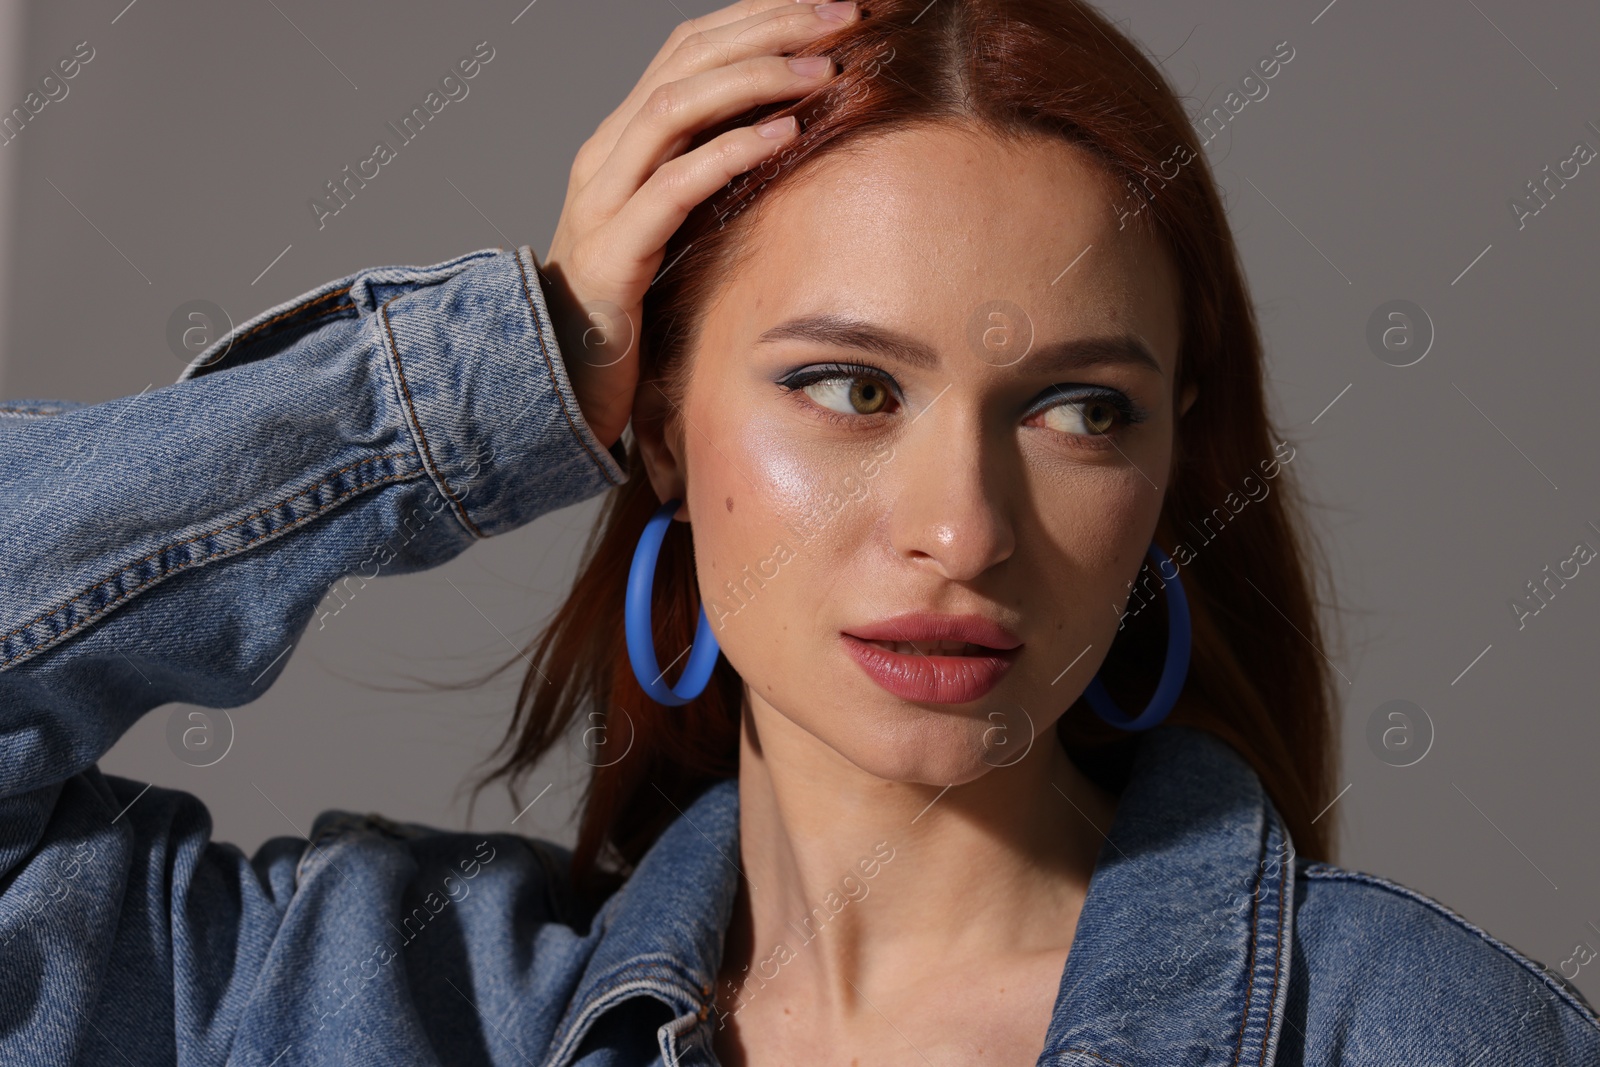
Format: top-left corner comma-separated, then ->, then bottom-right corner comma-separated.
540,0 -> 857,452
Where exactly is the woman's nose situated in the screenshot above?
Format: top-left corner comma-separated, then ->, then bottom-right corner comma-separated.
886,409 -> 1016,582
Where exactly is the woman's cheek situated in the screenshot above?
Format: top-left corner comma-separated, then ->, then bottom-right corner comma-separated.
708,396 -> 888,573
730,418 -> 875,537
1032,463 -> 1161,605
683,420 -> 817,659
695,418 -> 885,670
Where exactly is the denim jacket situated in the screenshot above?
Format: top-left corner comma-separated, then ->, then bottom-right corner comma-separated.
1,246 -> 1596,1066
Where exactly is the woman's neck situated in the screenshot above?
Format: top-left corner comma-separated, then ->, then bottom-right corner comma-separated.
713,689 -> 1119,1039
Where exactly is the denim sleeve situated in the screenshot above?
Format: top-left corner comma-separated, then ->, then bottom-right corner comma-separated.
0,246 -> 626,1060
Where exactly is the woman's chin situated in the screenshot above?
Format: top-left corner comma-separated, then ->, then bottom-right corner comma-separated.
829,718 -> 1035,790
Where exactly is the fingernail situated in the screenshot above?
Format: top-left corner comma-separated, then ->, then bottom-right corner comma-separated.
787,55 -> 830,76
816,2 -> 856,22
756,115 -> 797,138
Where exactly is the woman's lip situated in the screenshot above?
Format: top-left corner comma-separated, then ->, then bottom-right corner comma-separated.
843,612 -> 1021,650
840,634 -> 1019,704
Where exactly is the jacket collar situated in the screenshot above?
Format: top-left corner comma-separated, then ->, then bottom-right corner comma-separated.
542,780 -> 743,1065
1041,725 -> 1297,1066
544,725 -> 1296,1067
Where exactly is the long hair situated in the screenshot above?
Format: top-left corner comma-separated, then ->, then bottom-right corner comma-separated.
469,0 -> 1342,897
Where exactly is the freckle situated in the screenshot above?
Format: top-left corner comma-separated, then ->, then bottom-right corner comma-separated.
726,496 -> 734,512
784,1007 -> 791,1015
1056,621 -> 1063,630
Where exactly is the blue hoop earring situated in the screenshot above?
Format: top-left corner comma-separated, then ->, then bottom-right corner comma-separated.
626,498 -> 722,706
1083,540 -> 1191,731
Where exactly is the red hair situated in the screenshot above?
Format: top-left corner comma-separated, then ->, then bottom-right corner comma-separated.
469,0 -> 1342,897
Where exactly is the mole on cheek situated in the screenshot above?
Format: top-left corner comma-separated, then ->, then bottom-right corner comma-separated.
725,496 -> 734,512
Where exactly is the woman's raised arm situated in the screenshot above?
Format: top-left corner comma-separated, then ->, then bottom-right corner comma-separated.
0,244 -> 627,809
0,245 -> 629,1063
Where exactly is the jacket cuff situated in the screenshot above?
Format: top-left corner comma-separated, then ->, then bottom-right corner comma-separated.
370,246 -> 628,538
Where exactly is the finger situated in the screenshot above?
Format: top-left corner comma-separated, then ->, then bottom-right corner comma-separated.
587,117 -> 802,298
580,2 -> 853,179
637,0 -> 803,85
582,51 -> 835,219
581,0 -> 798,169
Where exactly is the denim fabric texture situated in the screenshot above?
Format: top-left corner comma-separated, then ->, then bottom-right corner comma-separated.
0,247 -> 1595,1065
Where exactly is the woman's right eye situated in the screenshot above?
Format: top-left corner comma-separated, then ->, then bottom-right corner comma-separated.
777,365 -> 901,422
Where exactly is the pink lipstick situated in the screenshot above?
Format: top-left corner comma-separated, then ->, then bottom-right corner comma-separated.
841,612 -> 1021,704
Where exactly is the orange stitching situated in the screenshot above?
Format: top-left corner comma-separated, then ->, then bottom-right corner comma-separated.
228,287 -> 355,350
289,301 -> 352,328
1260,838 -> 1289,1065
512,250 -> 623,487
378,298 -> 486,540
224,303 -> 354,360
1231,826 -> 1267,1067
233,298 -> 353,349
0,452 -> 417,658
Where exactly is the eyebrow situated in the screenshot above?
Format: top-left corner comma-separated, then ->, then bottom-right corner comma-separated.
753,313 -> 1166,377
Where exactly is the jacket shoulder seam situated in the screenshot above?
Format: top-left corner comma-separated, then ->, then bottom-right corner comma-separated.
1301,862 -> 1600,1029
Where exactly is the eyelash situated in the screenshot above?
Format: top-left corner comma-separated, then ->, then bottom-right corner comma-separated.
775,362 -> 1149,447
775,364 -> 911,434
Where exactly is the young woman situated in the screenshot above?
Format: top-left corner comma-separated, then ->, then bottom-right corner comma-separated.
1,1 -> 1594,1064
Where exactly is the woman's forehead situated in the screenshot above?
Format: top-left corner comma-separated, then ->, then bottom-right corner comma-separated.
703,127 -> 1183,377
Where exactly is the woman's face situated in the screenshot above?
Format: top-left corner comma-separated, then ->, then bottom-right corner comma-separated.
639,123 -> 1191,786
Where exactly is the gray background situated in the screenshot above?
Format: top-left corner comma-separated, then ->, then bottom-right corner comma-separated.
1,0 -> 1596,1003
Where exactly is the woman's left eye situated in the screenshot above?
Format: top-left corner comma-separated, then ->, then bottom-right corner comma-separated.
1032,395 -> 1127,437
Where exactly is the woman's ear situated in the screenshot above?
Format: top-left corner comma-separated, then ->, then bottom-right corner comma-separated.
1179,379 -> 1199,418
631,379 -> 690,521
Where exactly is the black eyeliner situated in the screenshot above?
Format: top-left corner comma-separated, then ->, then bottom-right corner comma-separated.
775,361 -> 903,398
1033,383 -> 1150,426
